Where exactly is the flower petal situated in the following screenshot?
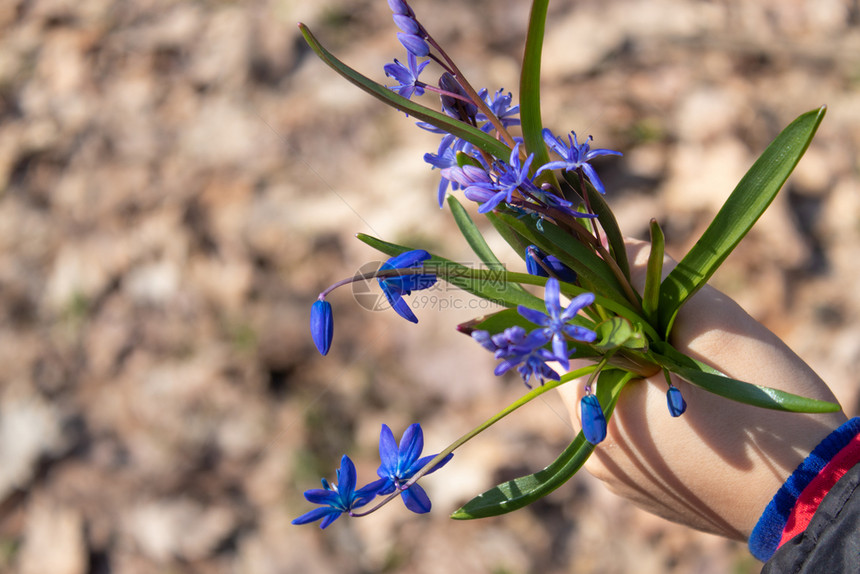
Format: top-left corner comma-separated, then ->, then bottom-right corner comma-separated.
292,506 -> 342,527
544,278 -> 561,318
475,191 -> 507,213
398,423 -> 424,470
378,424 -> 399,474
551,333 -> 569,365
560,292 -> 595,322
318,510 -> 344,529
585,147 -> 623,161
401,484 -> 432,514
563,324 -> 597,343
303,488 -> 340,506
381,249 -> 431,270
336,455 -> 357,501
384,286 -> 419,323
408,452 -> 453,477
580,162 -> 606,194
354,478 -> 386,506
517,305 -> 550,327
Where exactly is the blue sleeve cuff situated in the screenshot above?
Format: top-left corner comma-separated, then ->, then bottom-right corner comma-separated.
748,417 -> 860,561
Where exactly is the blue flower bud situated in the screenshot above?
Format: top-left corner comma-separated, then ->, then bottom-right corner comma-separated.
388,0 -> 411,15
525,246 -> 547,277
397,32 -> 430,58
525,245 -> 578,283
667,386 -> 687,417
581,394 -> 607,445
393,14 -> 420,35
310,299 -> 334,355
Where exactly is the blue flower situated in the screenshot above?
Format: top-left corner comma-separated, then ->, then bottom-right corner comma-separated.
384,52 -> 430,100
376,424 -> 453,514
517,278 -> 597,370
477,88 -> 520,133
473,325 -> 543,357
310,299 -> 334,355
581,394 -> 607,445
464,143 -> 537,214
292,455 -> 386,529
378,250 -> 437,323
472,326 -> 566,388
667,386 -> 687,417
536,129 -> 622,195
496,346 -> 567,388
525,245 -> 577,283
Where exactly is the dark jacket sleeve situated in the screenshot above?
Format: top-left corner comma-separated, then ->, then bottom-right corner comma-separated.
762,462 -> 860,573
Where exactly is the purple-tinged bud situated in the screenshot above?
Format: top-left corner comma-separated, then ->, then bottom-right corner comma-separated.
397,33 -> 430,57
310,299 -> 334,355
439,72 -> 477,121
463,185 -> 496,206
392,14 -> 420,35
581,394 -> 607,445
448,164 -> 490,187
388,0 -> 411,15
667,386 -> 687,417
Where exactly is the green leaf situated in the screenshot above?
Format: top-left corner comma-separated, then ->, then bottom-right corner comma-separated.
298,24 -> 511,160
447,196 -> 530,298
658,107 -> 826,336
593,317 -> 647,351
564,171 -> 631,282
652,342 -> 840,413
485,212 -> 532,260
493,211 -> 627,302
520,0 -> 551,168
451,369 -> 634,519
447,195 -> 503,269
642,218 -> 665,326
672,366 -> 840,413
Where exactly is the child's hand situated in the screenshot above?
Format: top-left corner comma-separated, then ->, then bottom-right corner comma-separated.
558,240 -> 847,540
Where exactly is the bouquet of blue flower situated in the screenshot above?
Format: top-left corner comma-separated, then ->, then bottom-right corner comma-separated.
293,0 -> 838,530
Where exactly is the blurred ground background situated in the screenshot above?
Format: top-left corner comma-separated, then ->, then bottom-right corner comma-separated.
1,0 -> 859,572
